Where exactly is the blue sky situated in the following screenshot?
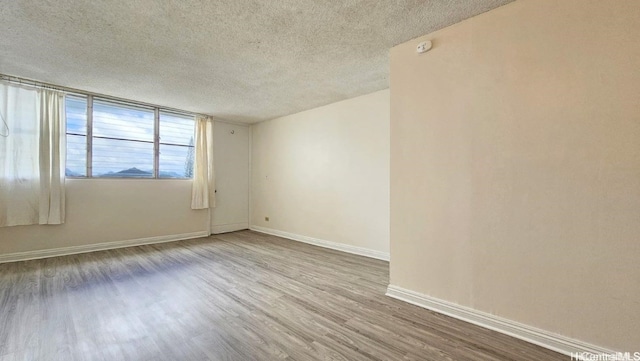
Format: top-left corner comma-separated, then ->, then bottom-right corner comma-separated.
65,96 -> 194,177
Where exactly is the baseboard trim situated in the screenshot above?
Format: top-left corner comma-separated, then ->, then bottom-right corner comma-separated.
250,225 -> 389,261
211,222 -> 249,234
0,231 -> 210,264
386,285 -> 614,356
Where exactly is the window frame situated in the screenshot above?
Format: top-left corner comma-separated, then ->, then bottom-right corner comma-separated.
64,94 -> 196,180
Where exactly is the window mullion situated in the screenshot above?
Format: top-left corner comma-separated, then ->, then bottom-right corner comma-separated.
92,135 -> 154,143
153,108 -> 160,178
87,95 -> 93,178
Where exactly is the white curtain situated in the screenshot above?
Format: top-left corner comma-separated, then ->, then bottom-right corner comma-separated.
191,115 -> 215,209
0,83 -> 66,227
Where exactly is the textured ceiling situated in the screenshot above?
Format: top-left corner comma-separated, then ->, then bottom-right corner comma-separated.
0,0 -> 513,123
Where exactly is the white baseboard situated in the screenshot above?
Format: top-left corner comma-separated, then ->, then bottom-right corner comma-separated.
386,285 -> 614,357
250,225 -> 389,261
0,231 -> 209,264
211,222 -> 249,234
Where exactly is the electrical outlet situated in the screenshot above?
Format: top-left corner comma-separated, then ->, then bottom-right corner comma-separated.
265,216 -> 269,222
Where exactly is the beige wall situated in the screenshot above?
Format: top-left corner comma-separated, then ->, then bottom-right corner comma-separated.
0,179 -> 208,255
251,89 -> 390,255
390,0 -> 639,351
0,119 -> 253,256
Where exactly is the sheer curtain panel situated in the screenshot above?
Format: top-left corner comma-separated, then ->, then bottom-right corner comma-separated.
191,115 -> 215,209
0,83 -> 66,227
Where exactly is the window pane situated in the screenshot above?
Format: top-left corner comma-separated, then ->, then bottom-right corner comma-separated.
66,95 -> 87,177
66,135 -> 86,177
92,138 -> 153,178
93,99 -> 154,142
66,95 -> 87,135
159,112 -> 194,146
159,144 -> 194,179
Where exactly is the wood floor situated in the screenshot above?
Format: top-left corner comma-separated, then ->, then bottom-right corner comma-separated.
0,230 -> 567,361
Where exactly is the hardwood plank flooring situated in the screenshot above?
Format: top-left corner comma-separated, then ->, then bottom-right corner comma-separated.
0,231 -> 568,360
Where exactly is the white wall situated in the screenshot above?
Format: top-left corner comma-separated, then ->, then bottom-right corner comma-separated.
211,121 -> 250,234
390,0 -> 639,351
0,179 -> 208,255
0,119 -> 252,257
251,89 -> 390,257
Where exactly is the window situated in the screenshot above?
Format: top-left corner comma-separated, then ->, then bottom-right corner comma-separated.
65,97 -> 195,179
159,111 -> 195,178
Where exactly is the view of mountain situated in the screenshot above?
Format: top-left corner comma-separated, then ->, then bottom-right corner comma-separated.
65,168 -> 82,177
103,167 -> 152,178
65,167 -> 185,178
